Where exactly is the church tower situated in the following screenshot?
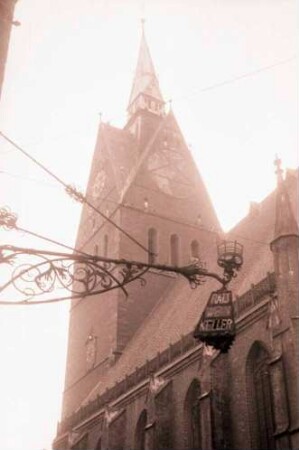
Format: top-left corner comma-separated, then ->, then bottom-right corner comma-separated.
62,24 -> 220,418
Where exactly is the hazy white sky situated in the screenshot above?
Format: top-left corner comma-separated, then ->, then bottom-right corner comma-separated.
0,1 -> 297,449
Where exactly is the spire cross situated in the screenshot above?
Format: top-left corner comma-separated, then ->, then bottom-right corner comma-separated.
274,155 -> 283,184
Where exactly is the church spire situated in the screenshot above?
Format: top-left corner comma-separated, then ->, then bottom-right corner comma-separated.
127,21 -> 164,120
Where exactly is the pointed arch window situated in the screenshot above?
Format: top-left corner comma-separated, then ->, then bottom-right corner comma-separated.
191,240 -> 199,260
70,433 -> 88,449
246,342 -> 275,450
170,234 -> 179,266
148,228 -> 157,264
184,379 -> 201,450
134,410 -> 147,450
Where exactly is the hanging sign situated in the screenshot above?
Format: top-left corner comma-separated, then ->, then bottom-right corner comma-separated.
193,289 -> 236,353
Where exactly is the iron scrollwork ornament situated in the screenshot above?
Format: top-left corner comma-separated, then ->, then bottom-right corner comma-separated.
0,207 -> 18,230
0,240 -> 243,310
0,246 -> 150,305
0,245 -> 209,305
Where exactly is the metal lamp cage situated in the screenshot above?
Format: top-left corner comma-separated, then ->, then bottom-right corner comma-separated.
217,240 -> 243,269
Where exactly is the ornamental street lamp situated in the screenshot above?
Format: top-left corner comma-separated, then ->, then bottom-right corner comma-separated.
217,240 -> 243,282
194,241 -> 243,352
0,206 -> 243,352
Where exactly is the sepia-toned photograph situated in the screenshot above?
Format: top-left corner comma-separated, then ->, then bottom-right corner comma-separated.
0,1 -> 297,449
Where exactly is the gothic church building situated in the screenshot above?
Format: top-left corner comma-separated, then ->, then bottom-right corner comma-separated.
53,27 -> 299,450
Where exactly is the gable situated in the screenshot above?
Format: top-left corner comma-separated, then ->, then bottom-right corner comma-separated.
121,112 -> 220,230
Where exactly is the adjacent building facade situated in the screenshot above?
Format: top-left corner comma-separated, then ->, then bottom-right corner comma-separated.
53,27 -> 299,450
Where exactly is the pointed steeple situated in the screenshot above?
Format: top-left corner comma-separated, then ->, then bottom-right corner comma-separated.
127,21 -> 164,120
272,157 -> 298,244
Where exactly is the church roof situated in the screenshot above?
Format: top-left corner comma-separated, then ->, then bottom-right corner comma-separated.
227,167 -> 298,294
127,23 -> 164,108
94,111 -> 220,231
98,123 -> 138,195
80,168 -> 298,406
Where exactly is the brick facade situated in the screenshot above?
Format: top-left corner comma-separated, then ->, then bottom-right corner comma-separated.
53,27 -> 299,450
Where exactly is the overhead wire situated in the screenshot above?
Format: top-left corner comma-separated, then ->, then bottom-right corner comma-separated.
79,191 -> 271,250
79,202 -> 121,252
16,225 -> 89,257
104,55 -> 296,125
78,186 -> 119,251
1,56 -> 291,253
0,147 -> 272,251
0,206 -> 89,256
85,56 -> 295,250
0,131 -> 150,255
1,30 -> 291,309
165,56 -> 297,104
0,154 -> 273,255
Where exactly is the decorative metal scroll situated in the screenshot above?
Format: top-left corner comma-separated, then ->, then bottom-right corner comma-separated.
0,246 -> 150,305
0,206 -> 17,230
0,206 -> 244,309
0,245 -> 209,305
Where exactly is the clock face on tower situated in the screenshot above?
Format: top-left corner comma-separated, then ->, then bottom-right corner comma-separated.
146,142 -> 193,199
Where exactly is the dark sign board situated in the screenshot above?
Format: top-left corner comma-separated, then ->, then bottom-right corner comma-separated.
193,290 -> 236,353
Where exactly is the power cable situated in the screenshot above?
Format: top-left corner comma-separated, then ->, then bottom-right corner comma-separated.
166,56 -> 297,104
1,56 -> 290,253
16,226 -> 89,257
79,202 -> 121,251
78,186 -> 118,251
0,206 -> 90,256
80,193 -> 271,250
105,56 -> 296,126
78,117 -> 168,251
0,131 -> 150,255
0,160 -> 271,249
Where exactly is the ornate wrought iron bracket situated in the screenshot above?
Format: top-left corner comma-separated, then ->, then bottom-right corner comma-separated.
0,205 -> 243,306
0,241 -> 242,305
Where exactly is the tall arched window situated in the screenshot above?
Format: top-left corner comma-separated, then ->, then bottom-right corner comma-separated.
184,379 -> 201,450
191,240 -> 199,259
148,228 -> 157,264
170,234 -> 179,266
246,342 -> 275,450
103,234 -> 108,257
94,244 -> 99,255
134,410 -> 147,450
